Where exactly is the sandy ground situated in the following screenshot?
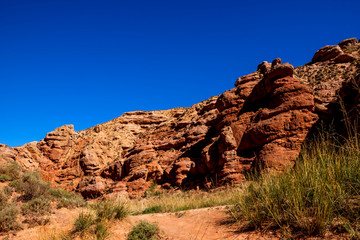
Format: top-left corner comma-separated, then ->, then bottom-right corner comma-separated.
0,205 -> 350,240
0,206 -> 278,240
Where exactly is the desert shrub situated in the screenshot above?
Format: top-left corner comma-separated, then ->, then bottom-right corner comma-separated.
0,190 -> 7,207
230,132 -> 360,237
92,199 -> 129,222
143,183 -> 162,198
0,175 -> 11,182
71,199 -> 128,238
50,188 -> 86,208
127,221 -> 159,240
142,205 -> 162,214
0,162 -> 22,182
0,190 -> 21,232
0,201 -> 21,232
12,170 -> 50,200
21,196 -> 51,215
3,185 -> 14,196
73,211 -> 95,234
95,221 -> 111,240
21,195 -> 52,226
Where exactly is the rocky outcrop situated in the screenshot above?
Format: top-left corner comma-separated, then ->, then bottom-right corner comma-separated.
295,38 -> 360,120
1,38 -> 359,198
312,45 -> 344,63
312,38 -> 359,64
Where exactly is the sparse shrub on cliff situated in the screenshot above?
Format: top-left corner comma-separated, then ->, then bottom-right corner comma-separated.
12,170 -> 50,200
21,196 -> 52,226
0,190 -> 21,232
50,188 -> 86,208
21,196 -> 51,215
127,221 -> 160,240
0,174 -> 11,182
0,203 -> 22,232
230,130 -> 360,238
0,161 -> 21,182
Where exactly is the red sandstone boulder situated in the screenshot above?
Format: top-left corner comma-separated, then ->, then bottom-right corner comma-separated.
312,45 -> 343,63
77,176 -> 107,197
339,38 -> 358,49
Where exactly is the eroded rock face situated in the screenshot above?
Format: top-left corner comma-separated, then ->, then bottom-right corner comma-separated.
295,38 -> 360,120
1,38 -> 359,198
312,45 -> 343,63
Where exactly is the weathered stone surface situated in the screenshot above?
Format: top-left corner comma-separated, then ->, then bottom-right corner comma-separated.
77,176 -> 107,197
0,144 -> 17,164
257,61 -> 271,75
334,53 -> 357,63
312,45 -> 343,63
339,38 -> 358,49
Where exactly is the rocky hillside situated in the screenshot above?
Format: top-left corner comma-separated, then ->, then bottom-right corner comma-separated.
1,38 -> 359,198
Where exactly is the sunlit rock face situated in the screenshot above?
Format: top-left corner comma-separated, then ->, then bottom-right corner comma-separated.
2,38 -> 360,198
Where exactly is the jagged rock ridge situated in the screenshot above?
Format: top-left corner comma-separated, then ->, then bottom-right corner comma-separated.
1,38 -> 359,198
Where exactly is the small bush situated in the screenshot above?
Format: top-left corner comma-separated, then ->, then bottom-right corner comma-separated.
50,188 -> 86,208
0,162 -> 22,181
12,171 -> 50,200
0,175 -> 11,182
0,190 -> 8,207
73,212 -> 95,234
142,205 -> 162,214
21,196 -> 51,215
0,202 -> 21,232
95,221 -> 111,240
92,199 -> 129,222
3,185 -> 14,196
127,221 -> 160,240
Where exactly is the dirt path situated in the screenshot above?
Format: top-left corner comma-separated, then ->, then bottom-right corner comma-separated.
0,206 -> 276,240
125,206 -> 275,240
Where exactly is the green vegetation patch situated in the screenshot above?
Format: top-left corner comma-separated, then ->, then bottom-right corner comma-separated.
230,132 -> 360,238
127,220 -> 160,240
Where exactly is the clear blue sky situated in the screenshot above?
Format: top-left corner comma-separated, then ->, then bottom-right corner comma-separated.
1,0 -> 359,147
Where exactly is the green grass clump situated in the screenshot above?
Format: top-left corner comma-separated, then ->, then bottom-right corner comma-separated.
73,212 -> 95,235
50,188 -> 86,208
92,199 -> 129,222
95,221 -> 111,240
127,221 -> 160,240
142,205 -> 162,214
230,132 -> 360,237
71,199 -> 129,239
130,187 -> 241,215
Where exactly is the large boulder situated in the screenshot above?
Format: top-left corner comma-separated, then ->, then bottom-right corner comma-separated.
312,45 -> 343,63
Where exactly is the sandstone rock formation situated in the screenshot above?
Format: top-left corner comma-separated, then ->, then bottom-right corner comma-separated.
1,38 -> 359,198
295,38 -> 360,120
